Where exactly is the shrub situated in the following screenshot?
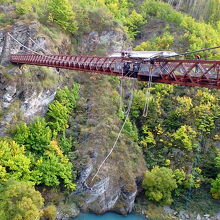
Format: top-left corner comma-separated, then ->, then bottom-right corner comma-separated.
211,174 -> 220,199
0,139 -> 31,181
0,180 -> 44,220
172,125 -> 197,151
47,83 -> 80,133
43,205 -> 57,220
48,0 -> 78,33
15,118 -> 52,155
142,166 -> 177,204
31,140 -> 76,190
135,32 -> 174,51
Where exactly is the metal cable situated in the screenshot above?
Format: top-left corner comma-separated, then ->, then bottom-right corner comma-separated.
29,37 -> 52,55
143,65 -> 153,117
163,45 -> 220,59
9,33 -> 66,63
8,33 -> 41,55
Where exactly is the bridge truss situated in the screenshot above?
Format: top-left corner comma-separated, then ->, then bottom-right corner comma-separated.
10,54 -> 220,89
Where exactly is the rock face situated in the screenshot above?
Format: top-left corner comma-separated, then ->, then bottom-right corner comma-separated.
78,30 -> 129,55
0,21 -> 60,135
69,74 -> 146,215
0,65 -> 58,135
56,202 -> 80,220
68,26 -> 145,214
0,21 -> 48,64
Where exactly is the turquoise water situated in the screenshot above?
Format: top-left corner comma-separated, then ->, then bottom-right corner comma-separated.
74,212 -> 146,220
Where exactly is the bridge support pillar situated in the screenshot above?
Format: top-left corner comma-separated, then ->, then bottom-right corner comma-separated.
0,31 -> 11,65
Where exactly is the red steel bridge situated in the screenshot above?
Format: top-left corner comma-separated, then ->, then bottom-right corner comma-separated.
10,51 -> 220,89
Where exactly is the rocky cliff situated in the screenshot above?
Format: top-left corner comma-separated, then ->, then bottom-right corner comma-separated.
69,73 -> 146,214
0,21 -> 61,135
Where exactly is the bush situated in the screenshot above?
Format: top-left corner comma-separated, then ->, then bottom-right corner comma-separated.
140,0 -> 220,59
47,84 -> 80,133
43,205 -> 57,220
14,118 -> 52,155
0,139 -> 31,182
31,140 -> 76,190
48,0 -> 78,33
172,125 -> 197,151
211,174 -> 220,199
135,32 -> 174,51
125,10 -> 145,38
142,166 -> 177,204
0,180 -> 44,220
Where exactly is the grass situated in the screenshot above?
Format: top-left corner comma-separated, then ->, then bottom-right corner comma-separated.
22,66 -> 61,90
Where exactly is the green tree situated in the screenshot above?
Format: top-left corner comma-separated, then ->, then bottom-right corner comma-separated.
211,174 -> 220,199
59,131 -> 73,154
43,205 -> 57,220
125,10 -> 145,38
142,166 -> 177,204
135,32 -> 174,51
47,101 -> 70,132
13,122 -> 30,146
31,140 -> 76,190
13,118 -> 52,155
48,0 -> 78,33
55,84 -> 80,110
139,125 -> 156,148
172,125 -> 197,151
26,118 -> 52,154
0,139 -> 31,181
47,83 -> 80,133
211,154 -> 220,199
0,180 -> 44,220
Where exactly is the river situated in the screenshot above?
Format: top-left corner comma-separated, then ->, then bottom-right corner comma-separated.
74,212 -> 147,220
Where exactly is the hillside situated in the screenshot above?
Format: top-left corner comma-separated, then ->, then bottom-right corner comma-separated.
0,0 -> 220,219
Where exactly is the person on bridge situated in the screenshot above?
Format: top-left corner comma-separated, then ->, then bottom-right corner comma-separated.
195,55 -> 201,73
123,62 -> 130,76
133,63 -> 140,77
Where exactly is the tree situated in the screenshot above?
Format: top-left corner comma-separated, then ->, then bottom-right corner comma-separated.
13,122 -> 30,146
47,83 -> 80,133
31,141 -> 76,190
55,84 -> 80,110
211,174 -> 220,199
48,0 -> 78,33
172,125 -> 197,151
0,139 -> 31,181
211,154 -> 220,199
142,166 -> 177,204
47,101 -> 70,132
139,125 -> 156,148
59,131 -> 73,154
13,118 -> 52,155
125,10 -> 145,38
0,180 -> 44,220
135,32 -> 174,51
42,205 -> 57,220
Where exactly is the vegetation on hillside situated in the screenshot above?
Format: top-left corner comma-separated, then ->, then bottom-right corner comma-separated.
0,83 -> 80,218
131,0 -> 220,207
136,0 -> 220,59
0,0 -> 220,217
162,0 -> 220,25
